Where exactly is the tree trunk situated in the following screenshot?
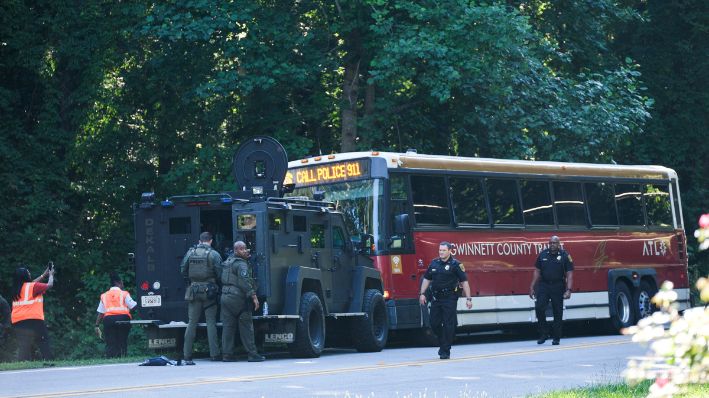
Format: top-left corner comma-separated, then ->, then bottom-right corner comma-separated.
341,61 -> 359,152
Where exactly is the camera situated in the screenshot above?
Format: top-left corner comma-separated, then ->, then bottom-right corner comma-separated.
48,261 -> 54,271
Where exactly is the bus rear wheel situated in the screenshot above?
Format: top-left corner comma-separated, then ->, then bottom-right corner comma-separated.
288,292 -> 325,358
352,289 -> 389,352
608,282 -> 634,333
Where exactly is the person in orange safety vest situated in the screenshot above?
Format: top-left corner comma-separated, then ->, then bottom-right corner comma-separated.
12,265 -> 55,361
95,272 -> 136,357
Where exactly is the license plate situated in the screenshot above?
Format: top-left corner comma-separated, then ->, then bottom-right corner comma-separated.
264,333 -> 294,343
141,295 -> 161,307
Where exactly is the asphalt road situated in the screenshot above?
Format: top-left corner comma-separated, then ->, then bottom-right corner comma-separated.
0,333 -> 646,398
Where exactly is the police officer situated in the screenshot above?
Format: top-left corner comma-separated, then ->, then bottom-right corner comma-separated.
419,241 -> 472,359
529,235 -> 574,345
95,272 -> 137,357
181,231 -> 223,364
220,241 -> 265,362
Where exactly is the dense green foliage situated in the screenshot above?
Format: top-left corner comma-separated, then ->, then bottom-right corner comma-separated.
0,0 -> 706,360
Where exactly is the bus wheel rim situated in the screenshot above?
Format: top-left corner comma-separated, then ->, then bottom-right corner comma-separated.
638,291 -> 651,318
618,293 -> 630,324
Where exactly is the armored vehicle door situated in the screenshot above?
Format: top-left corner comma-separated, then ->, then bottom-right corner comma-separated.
308,215 -> 334,309
233,207 -> 270,298
135,203 -> 200,322
329,216 -> 354,312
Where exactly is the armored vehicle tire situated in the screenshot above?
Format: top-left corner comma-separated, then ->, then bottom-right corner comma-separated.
634,280 -> 658,321
608,282 -> 635,333
288,292 -> 326,358
352,289 -> 388,352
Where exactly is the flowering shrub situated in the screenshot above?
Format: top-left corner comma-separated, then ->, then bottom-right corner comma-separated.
623,214 -> 709,397
695,213 -> 709,251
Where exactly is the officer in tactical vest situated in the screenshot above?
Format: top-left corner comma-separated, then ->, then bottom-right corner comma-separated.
220,241 -> 265,362
419,241 -> 473,359
529,235 -> 574,345
180,231 -> 223,364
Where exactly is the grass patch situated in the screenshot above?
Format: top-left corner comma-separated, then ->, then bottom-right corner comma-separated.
0,355 -> 147,372
532,381 -> 709,397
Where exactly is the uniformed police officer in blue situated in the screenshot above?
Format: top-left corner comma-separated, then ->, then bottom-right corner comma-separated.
529,235 -> 574,345
419,241 -> 472,359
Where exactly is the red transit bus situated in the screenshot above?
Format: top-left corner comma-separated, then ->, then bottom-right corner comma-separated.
283,150 -> 691,335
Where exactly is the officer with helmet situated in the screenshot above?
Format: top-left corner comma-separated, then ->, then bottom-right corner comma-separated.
220,241 -> 264,362
180,231 -> 223,364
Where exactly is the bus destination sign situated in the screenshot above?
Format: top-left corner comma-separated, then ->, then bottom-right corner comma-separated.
285,159 -> 370,188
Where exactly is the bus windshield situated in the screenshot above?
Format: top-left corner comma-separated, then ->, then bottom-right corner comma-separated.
286,178 -> 384,249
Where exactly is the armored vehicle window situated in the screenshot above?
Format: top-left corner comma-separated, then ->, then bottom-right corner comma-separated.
520,180 -> 553,226
553,182 -> 587,226
450,177 -> 488,225
486,179 -> 522,225
585,182 -> 618,226
644,184 -> 672,228
333,226 -> 345,249
269,213 -> 283,230
311,224 -> 325,248
293,215 -> 307,232
237,214 -> 257,230
616,184 -> 644,226
169,217 -> 191,234
411,175 -> 450,225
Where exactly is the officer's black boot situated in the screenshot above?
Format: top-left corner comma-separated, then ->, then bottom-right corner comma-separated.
247,353 -> 265,362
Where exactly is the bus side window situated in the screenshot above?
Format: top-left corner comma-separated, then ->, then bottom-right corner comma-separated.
585,182 -> 618,226
615,184 -> 645,226
410,175 -> 450,225
553,182 -> 587,226
486,179 -> 522,225
519,179 -> 553,226
450,177 -> 489,225
670,181 -> 683,228
644,184 -> 672,228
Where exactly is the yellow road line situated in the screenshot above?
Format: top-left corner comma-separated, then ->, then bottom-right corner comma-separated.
5,339 -> 630,398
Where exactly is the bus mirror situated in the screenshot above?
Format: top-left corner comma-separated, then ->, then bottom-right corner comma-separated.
394,214 -> 410,235
354,234 -> 373,255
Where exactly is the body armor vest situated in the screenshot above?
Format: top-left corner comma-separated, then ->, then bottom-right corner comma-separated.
188,246 -> 215,282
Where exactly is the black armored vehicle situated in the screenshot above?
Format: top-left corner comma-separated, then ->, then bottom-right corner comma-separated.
133,137 -> 388,357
